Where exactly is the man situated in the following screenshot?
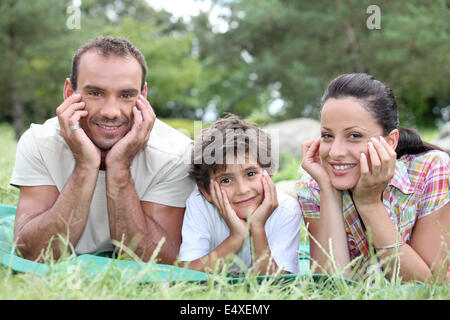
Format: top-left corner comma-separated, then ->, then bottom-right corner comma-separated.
10,36 -> 195,264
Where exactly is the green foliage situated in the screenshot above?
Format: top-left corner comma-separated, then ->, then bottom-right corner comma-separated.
0,124 -> 19,205
159,118 -> 199,139
0,0 -> 447,138
272,154 -> 303,183
0,0 -> 208,138
193,0 -> 450,125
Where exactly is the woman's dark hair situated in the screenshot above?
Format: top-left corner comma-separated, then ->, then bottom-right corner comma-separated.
320,73 -> 444,158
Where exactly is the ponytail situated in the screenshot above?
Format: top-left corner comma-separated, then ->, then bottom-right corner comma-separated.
396,126 -> 445,159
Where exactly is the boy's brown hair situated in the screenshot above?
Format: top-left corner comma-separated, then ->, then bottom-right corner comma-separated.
190,114 -> 274,193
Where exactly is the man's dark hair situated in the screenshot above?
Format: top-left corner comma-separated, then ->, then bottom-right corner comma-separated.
70,36 -> 147,91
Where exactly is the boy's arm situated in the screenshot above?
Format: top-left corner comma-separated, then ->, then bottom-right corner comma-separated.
250,171 -> 282,274
249,228 -> 281,274
179,182 -> 248,272
179,235 -> 245,272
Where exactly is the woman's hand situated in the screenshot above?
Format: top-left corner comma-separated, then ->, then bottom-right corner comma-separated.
301,138 -> 333,189
352,136 -> 397,207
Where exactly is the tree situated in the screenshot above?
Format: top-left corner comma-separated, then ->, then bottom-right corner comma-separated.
192,0 -> 450,125
0,0 -> 208,140
0,0 -> 71,140
79,0 -> 205,118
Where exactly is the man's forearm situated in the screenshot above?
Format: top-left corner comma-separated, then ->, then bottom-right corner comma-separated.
106,168 -> 177,264
15,165 -> 98,261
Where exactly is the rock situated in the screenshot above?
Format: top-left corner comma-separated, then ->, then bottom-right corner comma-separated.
432,122 -> 450,153
264,118 -> 320,159
275,180 -> 298,199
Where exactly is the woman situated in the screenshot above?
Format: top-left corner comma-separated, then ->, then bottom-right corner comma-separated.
296,73 -> 449,283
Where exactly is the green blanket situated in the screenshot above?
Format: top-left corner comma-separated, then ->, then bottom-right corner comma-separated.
0,204 -> 311,283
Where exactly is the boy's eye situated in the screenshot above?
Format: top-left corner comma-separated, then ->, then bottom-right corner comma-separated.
220,177 -> 231,184
247,171 -> 257,177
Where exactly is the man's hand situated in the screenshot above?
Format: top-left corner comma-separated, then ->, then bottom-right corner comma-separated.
250,170 -> 278,231
105,95 -> 156,171
56,93 -> 101,170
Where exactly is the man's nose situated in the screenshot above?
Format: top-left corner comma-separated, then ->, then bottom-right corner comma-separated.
98,96 -> 122,120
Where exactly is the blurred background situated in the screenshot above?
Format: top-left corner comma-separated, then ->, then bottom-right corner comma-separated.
0,0 -> 449,140
0,0 -> 449,203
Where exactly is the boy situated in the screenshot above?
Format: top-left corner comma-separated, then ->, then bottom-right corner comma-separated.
178,114 -> 302,274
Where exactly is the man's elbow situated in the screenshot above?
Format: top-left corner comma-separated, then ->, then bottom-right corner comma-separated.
14,232 -> 64,262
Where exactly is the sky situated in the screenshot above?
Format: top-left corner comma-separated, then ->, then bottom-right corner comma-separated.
145,0 -> 230,33
145,0 -> 212,19
145,0 -> 283,116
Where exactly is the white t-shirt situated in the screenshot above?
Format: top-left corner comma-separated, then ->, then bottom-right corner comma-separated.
179,188 -> 302,274
10,117 -> 196,254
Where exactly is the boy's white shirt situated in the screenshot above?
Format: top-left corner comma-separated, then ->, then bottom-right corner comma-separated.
179,187 -> 303,274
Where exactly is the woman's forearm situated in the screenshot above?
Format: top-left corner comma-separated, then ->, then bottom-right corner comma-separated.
311,187 -> 351,276
356,201 -> 433,282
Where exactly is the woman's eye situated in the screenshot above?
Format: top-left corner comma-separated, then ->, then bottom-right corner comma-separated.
321,133 -> 332,140
349,133 -> 363,139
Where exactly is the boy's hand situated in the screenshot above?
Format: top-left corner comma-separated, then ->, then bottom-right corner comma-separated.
250,170 -> 278,230
210,180 -> 248,242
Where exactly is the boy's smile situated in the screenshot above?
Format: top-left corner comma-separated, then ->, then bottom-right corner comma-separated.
207,158 -> 265,219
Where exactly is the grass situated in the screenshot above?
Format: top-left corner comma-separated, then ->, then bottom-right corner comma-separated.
1,242 -> 448,300
0,121 -> 448,300
0,124 -> 19,206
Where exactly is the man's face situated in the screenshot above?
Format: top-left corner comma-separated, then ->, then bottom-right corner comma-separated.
69,50 -> 145,151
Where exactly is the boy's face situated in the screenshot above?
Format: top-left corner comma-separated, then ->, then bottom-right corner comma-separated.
208,158 -> 265,220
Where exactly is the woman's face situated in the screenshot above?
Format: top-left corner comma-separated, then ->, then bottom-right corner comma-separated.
319,97 -> 392,190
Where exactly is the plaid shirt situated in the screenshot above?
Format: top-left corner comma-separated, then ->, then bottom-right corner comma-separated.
295,150 -> 449,275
